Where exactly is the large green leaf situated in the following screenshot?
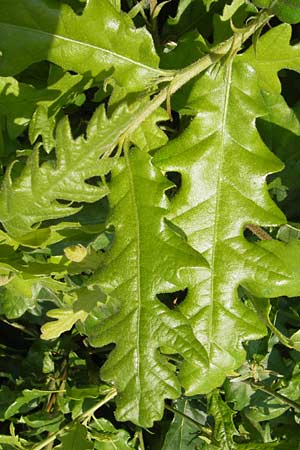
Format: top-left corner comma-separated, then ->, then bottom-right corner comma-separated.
154,25 -> 300,395
0,90 -> 168,239
0,0 -> 165,94
0,106 -> 109,238
86,148 -> 209,427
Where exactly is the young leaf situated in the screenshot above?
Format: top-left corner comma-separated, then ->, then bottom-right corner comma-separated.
0,0 -> 165,94
154,25 -> 300,395
87,148 -> 209,427
41,286 -> 105,340
208,391 -> 238,449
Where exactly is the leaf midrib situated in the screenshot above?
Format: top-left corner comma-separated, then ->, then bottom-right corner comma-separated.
208,63 -> 233,356
0,22 -> 163,75
125,150 -> 142,411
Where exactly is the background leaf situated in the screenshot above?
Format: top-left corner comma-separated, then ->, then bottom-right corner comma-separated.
209,391 -> 237,449
0,0 -> 164,94
54,423 -> 93,449
162,399 -> 206,450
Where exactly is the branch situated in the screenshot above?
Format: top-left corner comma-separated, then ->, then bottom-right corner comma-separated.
31,388 -> 117,450
120,11 -> 272,141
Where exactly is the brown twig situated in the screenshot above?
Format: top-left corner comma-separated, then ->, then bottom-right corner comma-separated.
149,0 -> 157,16
246,224 -> 273,240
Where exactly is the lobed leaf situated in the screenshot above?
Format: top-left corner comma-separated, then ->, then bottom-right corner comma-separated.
0,71 -> 90,148
86,148 -> 209,427
0,104 -> 122,237
154,24 -> 300,395
41,286 -> 105,340
241,24 -> 300,94
0,0 -> 165,94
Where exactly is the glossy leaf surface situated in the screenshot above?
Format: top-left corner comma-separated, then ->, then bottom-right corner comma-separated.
87,149 -> 209,427
0,1 -> 300,447
154,25 -> 300,395
0,0 -> 164,93
0,101 -> 140,238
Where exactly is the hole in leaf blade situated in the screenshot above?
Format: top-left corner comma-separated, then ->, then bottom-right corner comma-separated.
157,288 -> 188,310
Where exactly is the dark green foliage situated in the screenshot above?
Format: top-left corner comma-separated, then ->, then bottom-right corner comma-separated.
0,1 -> 300,449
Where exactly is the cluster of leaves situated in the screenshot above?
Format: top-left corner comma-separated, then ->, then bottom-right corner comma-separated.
1,0 -> 300,448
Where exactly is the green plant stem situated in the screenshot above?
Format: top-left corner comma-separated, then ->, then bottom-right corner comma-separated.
121,11 -> 272,141
138,429 -> 145,450
149,0 -> 159,46
245,380 -> 300,412
128,0 -> 150,24
31,388 -> 117,450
